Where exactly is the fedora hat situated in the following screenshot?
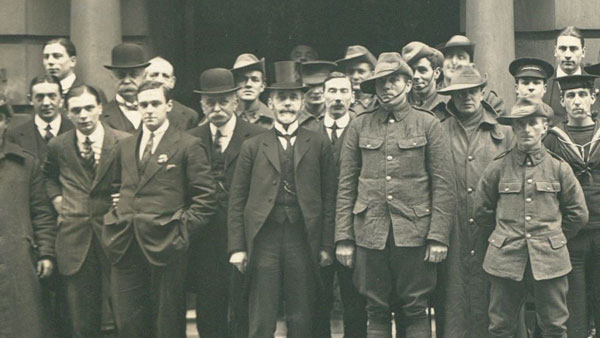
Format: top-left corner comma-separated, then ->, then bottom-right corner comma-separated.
439,35 -> 475,59
498,97 -> 554,125
360,52 -> 413,95
193,68 -> 240,95
336,45 -> 377,69
231,53 -> 266,75
301,61 -> 337,85
509,58 -> 554,80
266,61 -> 307,91
402,41 -> 444,68
104,43 -> 150,70
438,64 -> 487,94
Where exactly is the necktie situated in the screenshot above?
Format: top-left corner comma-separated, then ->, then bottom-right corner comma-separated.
214,129 -> 224,153
44,124 -> 54,142
140,132 -> 154,171
81,137 -> 96,170
329,122 -> 339,145
275,129 -> 297,151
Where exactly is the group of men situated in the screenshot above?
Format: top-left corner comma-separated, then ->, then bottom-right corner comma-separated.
1,24 -> 600,338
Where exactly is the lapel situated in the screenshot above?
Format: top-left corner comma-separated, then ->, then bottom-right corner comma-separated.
23,121 -> 41,156
136,125 -> 181,191
294,127 -> 311,169
58,116 -> 73,135
122,130 -> 142,185
103,101 -> 135,132
262,129 -> 280,173
91,126 -> 119,190
63,131 -> 93,191
224,120 -> 246,168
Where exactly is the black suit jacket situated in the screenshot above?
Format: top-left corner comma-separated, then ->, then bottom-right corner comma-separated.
5,116 -> 74,161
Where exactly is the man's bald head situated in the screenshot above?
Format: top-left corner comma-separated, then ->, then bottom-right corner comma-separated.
145,56 -> 176,90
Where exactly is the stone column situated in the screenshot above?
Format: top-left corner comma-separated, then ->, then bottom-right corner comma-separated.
465,0 -> 516,108
70,0 -> 122,99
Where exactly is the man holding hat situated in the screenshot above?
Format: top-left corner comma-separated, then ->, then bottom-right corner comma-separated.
337,45 -> 378,116
435,64 -> 514,338
187,68 -> 265,338
474,98 -> 588,338
510,57 -> 555,101
402,41 -> 449,120
231,53 -> 274,129
101,43 -> 151,133
439,35 -> 506,116
102,80 -> 216,338
544,74 -> 600,338
336,52 -> 455,337
228,61 -> 336,338
298,60 -> 337,130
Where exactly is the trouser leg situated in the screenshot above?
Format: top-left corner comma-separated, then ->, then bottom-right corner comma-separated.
488,273 -> 528,338
530,272 -> 569,338
313,263 -> 335,337
338,262 -> 367,338
566,232 -> 590,338
152,248 -> 188,338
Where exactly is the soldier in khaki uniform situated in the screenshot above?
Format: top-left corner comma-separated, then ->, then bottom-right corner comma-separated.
336,45 -> 378,116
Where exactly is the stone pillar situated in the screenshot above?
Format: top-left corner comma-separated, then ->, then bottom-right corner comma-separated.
465,0 -> 516,108
70,0 -> 122,99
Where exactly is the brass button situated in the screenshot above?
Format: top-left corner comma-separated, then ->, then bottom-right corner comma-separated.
387,195 -> 393,201
366,144 -> 371,148
413,142 -> 417,146
467,188 -> 473,193
469,218 -> 474,224
527,179 -> 533,184
389,119 -> 395,124
525,216 -> 532,221
386,176 -> 391,181
387,156 -> 393,161
526,233 -> 532,239
470,250 -> 475,256
425,208 -> 430,213
504,187 -> 510,192
467,155 -> 474,161
526,198 -> 532,203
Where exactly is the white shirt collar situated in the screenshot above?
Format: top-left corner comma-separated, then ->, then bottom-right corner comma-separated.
34,114 -> 62,137
556,66 -> 582,78
142,119 -> 169,138
60,73 -> 77,94
209,114 -> 237,138
75,122 -> 104,146
139,120 -> 170,160
324,112 -> 350,128
273,120 -> 299,135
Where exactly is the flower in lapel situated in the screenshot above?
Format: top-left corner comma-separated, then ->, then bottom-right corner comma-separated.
157,154 -> 168,164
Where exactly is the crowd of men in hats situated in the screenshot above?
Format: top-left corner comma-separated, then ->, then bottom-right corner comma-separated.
2,24 -> 600,338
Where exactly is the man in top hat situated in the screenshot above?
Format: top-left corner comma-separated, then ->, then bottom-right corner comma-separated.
543,74 -> 600,338
435,64 -> 514,338
101,43 -> 151,133
337,45 -> 378,116
298,61 -> 338,130
474,98 -> 588,338
43,85 -> 129,337
187,68 -> 265,338
439,35 -> 506,116
402,41 -> 449,121
290,44 -> 319,63
102,80 -> 216,338
231,53 -> 274,129
311,71 -> 368,338
145,56 -> 200,129
336,52 -> 455,337
228,61 -> 337,338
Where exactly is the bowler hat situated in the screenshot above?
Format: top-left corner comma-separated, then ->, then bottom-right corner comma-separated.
509,58 -> 554,80
402,41 -> 444,68
104,43 -> 150,70
360,52 -> 413,95
266,61 -> 307,91
438,64 -> 487,94
439,35 -> 475,59
336,45 -> 377,69
556,74 -> 598,91
301,61 -> 337,85
497,97 -> 554,125
231,53 -> 266,75
193,68 -> 240,95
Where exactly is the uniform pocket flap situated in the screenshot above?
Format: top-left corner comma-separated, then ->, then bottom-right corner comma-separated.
498,182 -> 522,194
352,199 -> 368,214
413,203 -> 432,217
548,233 -> 567,249
398,136 -> 427,149
536,181 -> 561,193
488,233 -> 507,248
359,137 -> 384,149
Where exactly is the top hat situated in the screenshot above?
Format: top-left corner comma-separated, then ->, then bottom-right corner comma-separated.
556,74 -> 598,91
301,61 -> 338,85
497,97 -> 554,125
104,43 -> 150,70
231,53 -> 266,75
266,61 -> 307,91
336,45 -> 377,69
438,64 -> 487,94
360,52 -> 413,95
439,35 -> 475,59
402,41 -> 444,68
193,68 -> 240,95
509,58 -> 554,80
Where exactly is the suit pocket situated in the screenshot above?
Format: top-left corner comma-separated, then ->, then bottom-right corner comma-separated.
498,182 -> 522,194
488,233 -> 507,248
548,233 -> 567,249
352,199 -> 368,215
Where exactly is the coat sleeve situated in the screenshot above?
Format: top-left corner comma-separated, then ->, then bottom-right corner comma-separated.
227,139 -> 254,253
183,139 -> 217,235
424,118 -> 456,246
335,119 -> 361,243
29,157 -> 56,259
473,162 -> 501,228
319,137 -> 337,256
43,139 -> 62,201
558,161 -> 589,239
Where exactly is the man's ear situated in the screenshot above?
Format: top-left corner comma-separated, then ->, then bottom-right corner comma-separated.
543,83 -> 547,96
554,45 -> 558,58
267,97 -> 274,110
172,75 -> 177,88
166,99 -> 173,112
259,81 -> 266,94
70,55 -> 77,68
514,83 -> 519,96
433,68 -> 441,81
582,46 -> 586,59
560,95 -> 566,108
